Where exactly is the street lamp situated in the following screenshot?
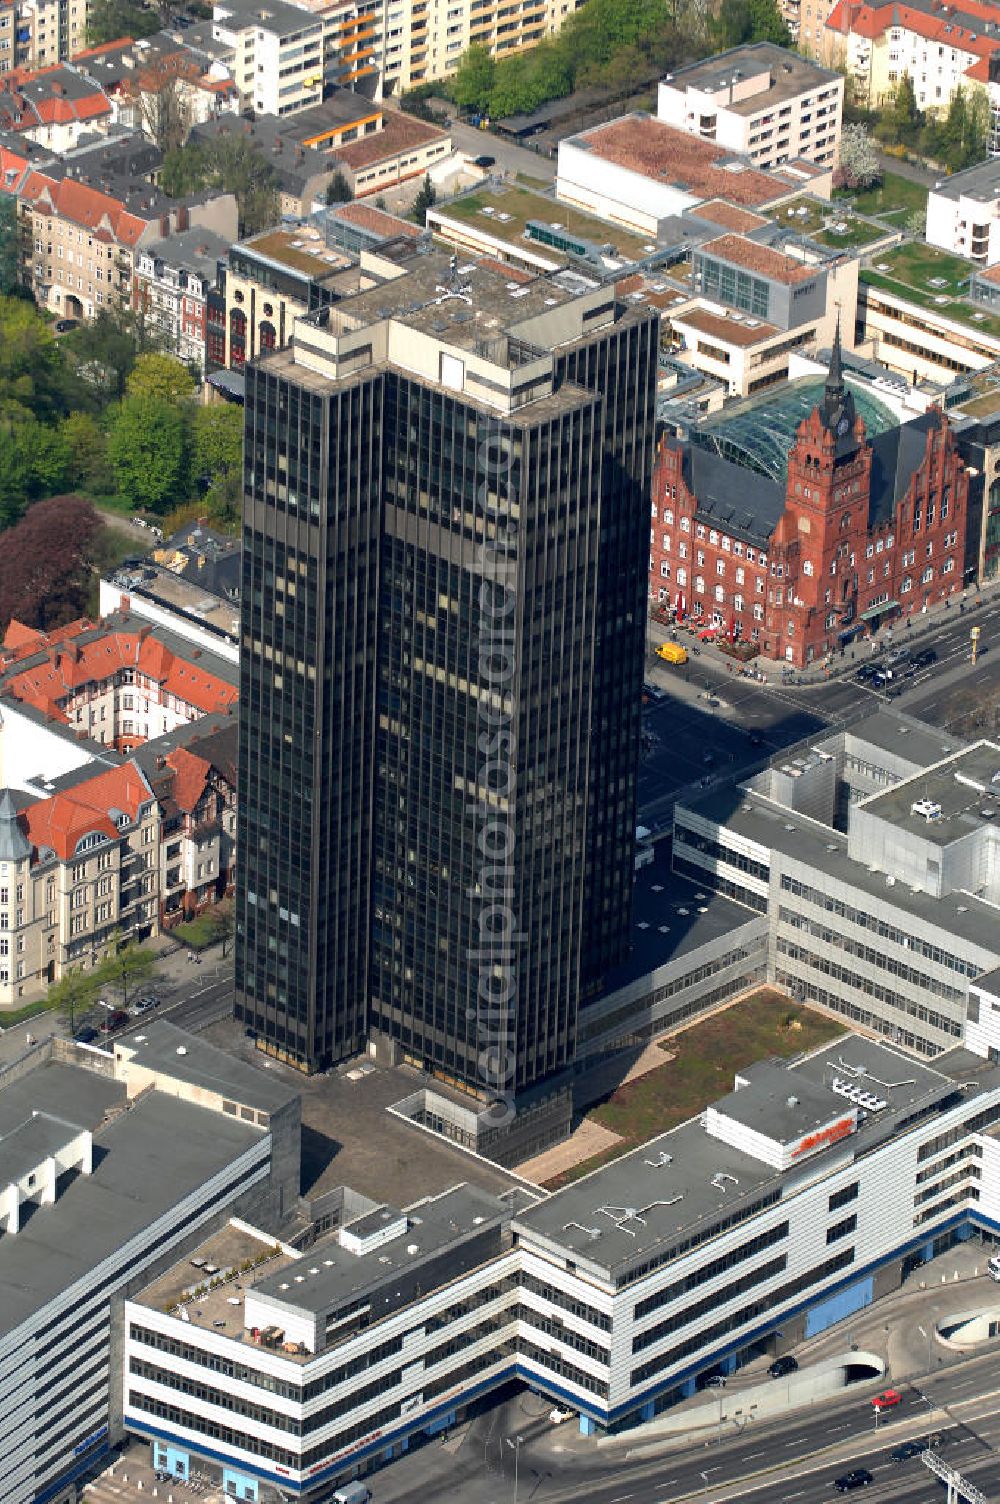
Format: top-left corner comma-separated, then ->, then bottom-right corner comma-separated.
505,1435 -> 524,1504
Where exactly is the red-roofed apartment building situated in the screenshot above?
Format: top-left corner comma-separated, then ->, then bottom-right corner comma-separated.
16,167 -> 237,320
136,721 -> 238,926
0,619 -> 240,1004
0,617 -> 238,755
823,0 -> 999,114
0,64 -> 112,151
0,762 -> 160,1007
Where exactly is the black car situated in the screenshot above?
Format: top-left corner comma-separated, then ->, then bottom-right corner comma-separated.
74,1025 -> 99,1044
768,1355 -> 799,1378
834,1470 -> 873,1492
747,732 -> 764,748
54,318 -> 78,333
890,1438 -> 930,1462
855,662 -> 880,682
473,154 -> 496,168
911,649 -> 937,670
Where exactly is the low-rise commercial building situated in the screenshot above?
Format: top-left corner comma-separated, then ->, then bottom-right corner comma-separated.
673,713 -> 1000,1056
0,1022 -> 298,1504
557,114 -> 832,240
858,240 -> 1000,384
120,1016 -> 1000,1493
657,44 -> 843,172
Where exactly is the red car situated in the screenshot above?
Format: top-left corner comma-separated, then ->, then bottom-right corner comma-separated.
872,1389 -> 903,1411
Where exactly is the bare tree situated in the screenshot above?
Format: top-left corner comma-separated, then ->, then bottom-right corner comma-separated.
123,53 -> 195,153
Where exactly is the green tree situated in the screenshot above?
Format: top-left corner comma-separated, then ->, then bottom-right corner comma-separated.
325,170 -> 353,204
0,196 -> 17,297
90,934 -> 156,1009
126,350 -> 197,404
86,0 -> 160,44
160,136 -> 280,237
159,142 -> 211,198
61,411 -> 112,494
0,414 -> 71,527
0,295 -> 68,420
192,403 -> 242,485
710,0 -> 791,48
107,394 -> 187,513
452,43 -> 495,112
411,174 -> 437,224
889,72 -> 920,135
64,305 -> 163,404
48,965 -> 103,1034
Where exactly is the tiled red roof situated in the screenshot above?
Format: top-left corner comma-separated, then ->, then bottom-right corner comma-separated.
333,200 -> 419,237
701,232 -> 818,285
18,170 -> 148,245
166,745 -> 211,814
24,761 -> 152,861
826,0 -> 998,53
335,109 -> 446,170
3,627 -> 238,720
579,116 -> 783,208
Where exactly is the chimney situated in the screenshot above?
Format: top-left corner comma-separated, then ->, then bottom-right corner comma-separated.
138,623 -> 153,640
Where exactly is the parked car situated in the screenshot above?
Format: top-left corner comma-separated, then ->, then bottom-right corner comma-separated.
132,995 -> 160,1014
834,1469 -> 873,1491
768,1355 -> 799,1378
473,154 -> 496,168
890,1438 -> 930,1461
872,1388 -> 903,1411
73,1026 -> 99,1044
703,1373 -> 727,1388
99,1009 -> 129,1033
911,649 -> 937,670
54,318 -> 78,333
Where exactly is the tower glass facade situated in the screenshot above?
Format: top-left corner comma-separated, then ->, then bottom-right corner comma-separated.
236,248 -> 657,1104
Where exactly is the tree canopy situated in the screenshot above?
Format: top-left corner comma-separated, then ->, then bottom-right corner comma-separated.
709,0 -> 791,49
160,136 -> 280,237
107,393 -> 188,513
449,0 -> 704,120
86,0 -> 160,45
0,494 -> 102,631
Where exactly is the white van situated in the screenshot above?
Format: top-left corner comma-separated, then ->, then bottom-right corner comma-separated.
332,1485 -> 371,1504
987,1253 -> 1000,1282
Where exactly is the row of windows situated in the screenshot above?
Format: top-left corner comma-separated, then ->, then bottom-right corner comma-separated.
775,937 -> 963,1039
916,1144 -> 982,1184
633,1221 -> 789,1322
913,1163 -> 981,1208
778,875 -> 982,977
630,1248 -> 856,1388
632,1255 -> 788,1354
130,1308 -> 514,1437
777,907 -> 965,1003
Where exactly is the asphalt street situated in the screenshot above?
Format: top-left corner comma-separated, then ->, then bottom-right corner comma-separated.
376,1348 -> 1000,1504
638,599 -> 1000,832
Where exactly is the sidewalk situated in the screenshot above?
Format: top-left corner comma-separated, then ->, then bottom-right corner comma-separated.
649,574 -> 1000,688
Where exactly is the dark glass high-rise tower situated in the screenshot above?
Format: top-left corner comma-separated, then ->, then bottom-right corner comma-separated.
236,246 -> 656,1111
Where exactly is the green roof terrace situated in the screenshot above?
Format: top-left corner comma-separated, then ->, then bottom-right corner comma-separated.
773,195 -> 895,252
431,181 -> 658,269
860,242 -> 1000,340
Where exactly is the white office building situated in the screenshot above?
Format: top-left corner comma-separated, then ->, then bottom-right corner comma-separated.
120,1019 -> 1000,1496
657,43 -> 843,171
0,1028 -> 296,1504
